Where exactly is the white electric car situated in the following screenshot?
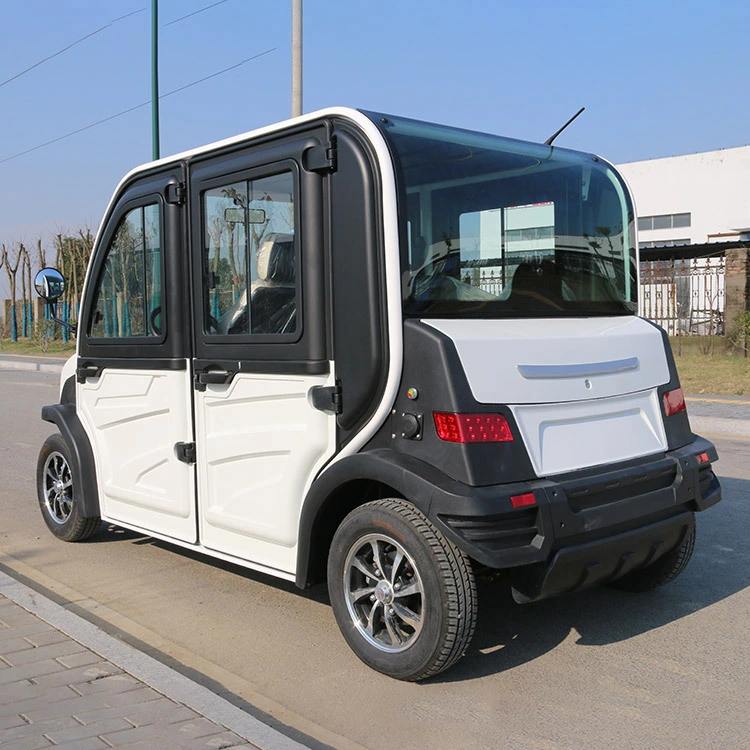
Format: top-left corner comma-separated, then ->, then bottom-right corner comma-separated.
35,108 -> 721,681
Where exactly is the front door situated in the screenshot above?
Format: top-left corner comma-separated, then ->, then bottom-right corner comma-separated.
76,168 -> 197,542
189,133 -> 337,575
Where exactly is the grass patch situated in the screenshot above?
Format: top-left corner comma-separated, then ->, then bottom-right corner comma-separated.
0,338 -> 76,357
670,338 -> 750,395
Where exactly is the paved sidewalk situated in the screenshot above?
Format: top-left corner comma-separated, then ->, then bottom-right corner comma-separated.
0,572 -> 306,750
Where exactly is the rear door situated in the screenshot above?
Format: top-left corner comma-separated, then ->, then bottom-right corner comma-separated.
77,166 -> 197,541
189,129 -> 337,575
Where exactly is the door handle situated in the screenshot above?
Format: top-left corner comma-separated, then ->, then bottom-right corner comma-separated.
195,368 -> 233,386
76,365 -> 103,383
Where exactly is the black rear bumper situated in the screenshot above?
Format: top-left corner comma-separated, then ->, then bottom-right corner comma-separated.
428,434 -> 720,601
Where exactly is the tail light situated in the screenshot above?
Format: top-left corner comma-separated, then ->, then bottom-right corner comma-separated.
663,388 -> 687,417
433,412 -> 513,443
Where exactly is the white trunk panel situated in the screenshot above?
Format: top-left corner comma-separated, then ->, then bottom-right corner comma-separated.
511,390 -> 667,476
424,316 -> 672,476
424,317 -> 669,405
78,368 -> 197,541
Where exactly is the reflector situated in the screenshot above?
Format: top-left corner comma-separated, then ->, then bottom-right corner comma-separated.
510,492 -> 536,509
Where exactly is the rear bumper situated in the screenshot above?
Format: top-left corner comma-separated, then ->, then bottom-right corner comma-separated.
428,434 -> 720,600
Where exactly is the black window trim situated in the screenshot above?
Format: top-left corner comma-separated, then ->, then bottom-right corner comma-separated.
84,193 -> 168,347
195,159 -> 303,346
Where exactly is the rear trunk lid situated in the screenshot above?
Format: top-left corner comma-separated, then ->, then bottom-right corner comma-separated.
424,316 -> 671,476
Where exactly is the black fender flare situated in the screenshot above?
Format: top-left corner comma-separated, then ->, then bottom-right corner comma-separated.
41,403 -> 100,519
295,449 -> 474,588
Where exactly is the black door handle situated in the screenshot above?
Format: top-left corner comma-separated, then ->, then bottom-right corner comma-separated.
194,367 -> 235,389
76,365 -> 103,383
197,370 -> 231,384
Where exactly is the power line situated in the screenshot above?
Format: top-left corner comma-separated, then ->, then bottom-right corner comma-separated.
1,1 -> 235,91
0,9 -> 145,90
164,0 -> 232,27
0,48 -> 277,166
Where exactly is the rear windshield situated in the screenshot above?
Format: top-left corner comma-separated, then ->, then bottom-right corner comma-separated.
370,114 -> 638,318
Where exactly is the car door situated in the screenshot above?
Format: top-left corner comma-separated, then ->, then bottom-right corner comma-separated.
76,167 -> 198,542
189,129 -> 337,576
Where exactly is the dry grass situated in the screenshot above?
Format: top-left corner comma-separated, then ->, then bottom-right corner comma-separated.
672,349 -> 750,395
0,339 -> 76,356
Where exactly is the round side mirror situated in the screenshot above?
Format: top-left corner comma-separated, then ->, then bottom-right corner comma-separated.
34,267 -> 66,302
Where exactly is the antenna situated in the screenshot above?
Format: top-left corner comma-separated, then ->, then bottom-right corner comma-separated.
544,107 -> 585,146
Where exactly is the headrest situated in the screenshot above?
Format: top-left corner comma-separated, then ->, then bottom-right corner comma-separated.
256,234 -> 295,284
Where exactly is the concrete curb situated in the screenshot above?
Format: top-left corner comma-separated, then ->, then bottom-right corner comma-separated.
0,356 -> 66,373
0,569 -> 308,750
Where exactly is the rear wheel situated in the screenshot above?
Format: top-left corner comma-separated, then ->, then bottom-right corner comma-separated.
327,498 -> 477,681
37,434 -> 100,542
610,524 -> 696,592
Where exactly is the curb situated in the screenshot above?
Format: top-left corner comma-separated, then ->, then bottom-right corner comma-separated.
0,356 -> 66,373
0,569 -> 308,750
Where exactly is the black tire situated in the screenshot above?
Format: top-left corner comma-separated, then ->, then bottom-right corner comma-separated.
327,498 -> 477,681
36,433 -> 100,542
610,524 -> 696,592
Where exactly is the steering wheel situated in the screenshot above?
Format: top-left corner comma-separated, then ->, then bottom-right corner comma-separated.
149,306 -> 163,336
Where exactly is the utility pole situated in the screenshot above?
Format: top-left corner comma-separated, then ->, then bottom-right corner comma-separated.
291,0 -> 302,117
151,0 -> 160,160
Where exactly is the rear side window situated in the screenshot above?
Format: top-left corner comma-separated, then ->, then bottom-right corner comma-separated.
89,204 -> 162,338
202,171 -> 297,336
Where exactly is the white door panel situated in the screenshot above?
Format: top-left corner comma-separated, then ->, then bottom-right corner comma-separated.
78,367 -> 197,540
195,370 -> 336,573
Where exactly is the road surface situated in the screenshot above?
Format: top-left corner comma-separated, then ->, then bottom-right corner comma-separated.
1,368 -> 748,749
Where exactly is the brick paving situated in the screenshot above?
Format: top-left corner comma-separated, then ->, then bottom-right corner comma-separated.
0,590 -> 278,749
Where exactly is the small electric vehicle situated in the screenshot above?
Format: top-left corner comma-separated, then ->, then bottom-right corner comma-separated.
35,108 -> 721,681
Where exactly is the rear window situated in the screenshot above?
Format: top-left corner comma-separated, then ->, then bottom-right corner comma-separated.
372,114 -> 638,318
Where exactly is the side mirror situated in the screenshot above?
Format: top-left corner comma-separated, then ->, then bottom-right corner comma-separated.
34,268 -> 66,303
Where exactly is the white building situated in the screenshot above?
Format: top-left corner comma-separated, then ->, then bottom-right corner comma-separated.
617,145 -> 750,337
617,145 -> 750,249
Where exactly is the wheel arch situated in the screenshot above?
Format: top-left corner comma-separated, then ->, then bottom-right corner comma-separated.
296,451 -> 444,588
41,403 -> 100,519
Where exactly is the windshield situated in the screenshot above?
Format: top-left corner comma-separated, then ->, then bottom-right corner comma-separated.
369,113 -> 637,317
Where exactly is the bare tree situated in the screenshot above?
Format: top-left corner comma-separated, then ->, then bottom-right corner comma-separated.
1,243 -> 22,341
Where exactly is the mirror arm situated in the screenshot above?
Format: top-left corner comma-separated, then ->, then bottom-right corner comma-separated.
46,301 -> 77,335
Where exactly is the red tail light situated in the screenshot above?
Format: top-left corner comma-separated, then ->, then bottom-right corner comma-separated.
663,388 -> 687,417
433,412 -> 513,443
697,451 -> 709,464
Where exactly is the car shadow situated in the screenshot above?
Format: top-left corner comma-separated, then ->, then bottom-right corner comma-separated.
431,474 -> 750,683
95,475 -> 748,684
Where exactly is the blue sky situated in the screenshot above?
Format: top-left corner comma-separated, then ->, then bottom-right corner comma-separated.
1,0 -> 748,248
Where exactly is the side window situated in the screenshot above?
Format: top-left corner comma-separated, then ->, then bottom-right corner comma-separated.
90,204 -> 162,338
202,171 -> 297,336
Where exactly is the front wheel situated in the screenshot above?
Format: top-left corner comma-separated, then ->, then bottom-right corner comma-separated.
37,433 -> 100,542
327,498 -> 477,681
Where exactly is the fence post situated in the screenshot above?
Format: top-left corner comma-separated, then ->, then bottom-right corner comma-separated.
724,247 -> 750,354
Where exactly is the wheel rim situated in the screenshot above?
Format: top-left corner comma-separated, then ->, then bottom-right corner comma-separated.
42,451 -> 73,525
343,533 -> 424,653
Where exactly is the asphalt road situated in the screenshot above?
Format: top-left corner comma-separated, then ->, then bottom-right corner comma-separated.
1,368 -> 748,750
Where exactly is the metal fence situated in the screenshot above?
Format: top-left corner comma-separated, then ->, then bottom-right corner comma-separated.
639,255 -> 725,336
